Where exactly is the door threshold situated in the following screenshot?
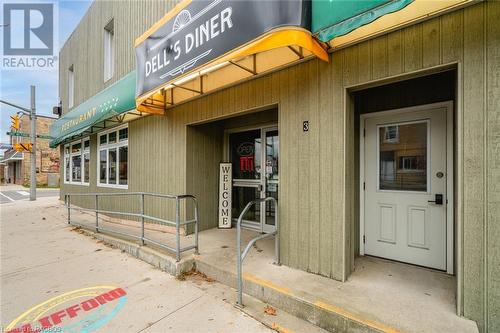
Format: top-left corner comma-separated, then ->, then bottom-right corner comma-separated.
360,254 -> 450,275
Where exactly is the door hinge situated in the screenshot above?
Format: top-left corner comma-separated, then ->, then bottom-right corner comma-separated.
363,235 -> 366,243
363,182 -> 365,190
363,128 -> 366,137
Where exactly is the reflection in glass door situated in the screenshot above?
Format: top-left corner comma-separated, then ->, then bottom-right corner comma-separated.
229,126 -> 278,232
263,129 -> 278,233
230,129 -> 262,230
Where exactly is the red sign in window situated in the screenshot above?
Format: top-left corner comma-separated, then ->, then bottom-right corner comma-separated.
240,156 -> 254,172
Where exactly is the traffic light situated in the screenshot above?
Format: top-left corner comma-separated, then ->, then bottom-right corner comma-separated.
13,143 -> 32,152
10,115 -> 20,130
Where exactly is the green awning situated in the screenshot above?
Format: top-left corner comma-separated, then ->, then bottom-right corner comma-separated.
312,0 -> 414,42
50,71 -> 136,148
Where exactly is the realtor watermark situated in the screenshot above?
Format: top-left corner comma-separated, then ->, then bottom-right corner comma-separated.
1,1 -> 58,70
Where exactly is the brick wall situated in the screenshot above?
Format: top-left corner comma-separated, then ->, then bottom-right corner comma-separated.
13,115 -> 60,186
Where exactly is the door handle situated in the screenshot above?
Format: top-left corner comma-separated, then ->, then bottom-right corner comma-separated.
428,194 -> 443,205
257,184 -> 263,192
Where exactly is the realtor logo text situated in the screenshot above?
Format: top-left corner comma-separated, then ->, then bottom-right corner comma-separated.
2,2 -> 58,70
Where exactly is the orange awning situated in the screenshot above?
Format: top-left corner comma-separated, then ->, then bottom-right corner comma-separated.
135,0 -> 328,114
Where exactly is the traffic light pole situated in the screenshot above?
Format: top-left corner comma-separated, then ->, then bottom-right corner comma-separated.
0,86 -> 37,201
30,86 -> 36,201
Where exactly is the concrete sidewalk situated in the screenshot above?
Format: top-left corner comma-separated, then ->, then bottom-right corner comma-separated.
1,197 -> 324,333
63,201 -> 479,333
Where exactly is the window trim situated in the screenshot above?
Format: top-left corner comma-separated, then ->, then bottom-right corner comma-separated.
63,137 -> 90,186
68,65 -> 75,109
97,124 -> 128,189
104,18 -> 115,82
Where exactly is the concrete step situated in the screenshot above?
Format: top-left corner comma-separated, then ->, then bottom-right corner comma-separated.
195,259 -> 398,333
186,274 -> 329,333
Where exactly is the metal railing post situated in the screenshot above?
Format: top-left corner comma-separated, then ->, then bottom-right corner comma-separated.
237,209 -> 243,306
237,197 -> 278,307
175,197 -> 180,262
67,194 -> 71,224
274,199 -> 280,265
140,193 -> 145,245
95,194 -> 99,232
194,198 -> 199,255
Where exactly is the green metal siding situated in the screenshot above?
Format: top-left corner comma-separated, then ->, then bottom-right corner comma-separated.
58,1 -> 500,331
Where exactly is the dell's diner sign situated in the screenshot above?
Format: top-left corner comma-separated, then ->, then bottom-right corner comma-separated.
135,0 -> 310,98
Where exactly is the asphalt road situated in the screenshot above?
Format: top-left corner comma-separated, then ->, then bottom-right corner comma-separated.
0,189 -> 59,204
0,197 -> 272,333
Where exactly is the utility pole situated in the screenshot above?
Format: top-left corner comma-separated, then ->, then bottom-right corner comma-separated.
0,86 -> 37,201
30,86 -> 36,201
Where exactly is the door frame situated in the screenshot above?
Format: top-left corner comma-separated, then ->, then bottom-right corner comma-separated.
359,101 -> 454,274
224,123 -> 279,233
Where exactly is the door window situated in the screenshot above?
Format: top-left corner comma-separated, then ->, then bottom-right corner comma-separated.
229,130 -> 261,180
232,186 -> 261,223
378,121 -> 428,192
264,130 -> 279,226
265,130 -> 279,181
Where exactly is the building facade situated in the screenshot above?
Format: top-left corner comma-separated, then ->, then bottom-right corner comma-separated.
55,1 -> 499,332
2,115 -> 60,186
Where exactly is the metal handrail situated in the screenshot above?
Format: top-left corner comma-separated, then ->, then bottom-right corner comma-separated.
237,197 -> 279,306
65,192 -> 199,261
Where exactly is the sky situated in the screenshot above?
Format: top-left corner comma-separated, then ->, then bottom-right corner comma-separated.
0,0 -> 93,152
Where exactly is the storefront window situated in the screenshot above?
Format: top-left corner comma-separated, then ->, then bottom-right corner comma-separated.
119,128 -> 128,141
108,148 -> 117,184
119,146 -> 128,185
65,156 -> 70,182
84,153 -> 90,183
72,155 -> 81,181
64,138 -> 90,185
109,131 -> 117,144
99,150 -> 107,183
98,125 -> 128,188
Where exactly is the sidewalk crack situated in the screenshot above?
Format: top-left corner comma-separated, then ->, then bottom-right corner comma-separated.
135,294 -> 204,333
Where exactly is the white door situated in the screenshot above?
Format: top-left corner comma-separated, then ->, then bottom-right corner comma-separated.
363,105 -> 448,270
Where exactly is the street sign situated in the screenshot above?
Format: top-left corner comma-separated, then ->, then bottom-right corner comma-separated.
13,143 -> 32,152
7,131 -> 29,137
6,131 -> 53,139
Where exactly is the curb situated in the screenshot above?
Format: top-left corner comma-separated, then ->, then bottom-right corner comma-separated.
74,227 -> 195,278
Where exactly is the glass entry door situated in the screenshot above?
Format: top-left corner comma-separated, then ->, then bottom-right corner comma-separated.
229,126 -> 278,233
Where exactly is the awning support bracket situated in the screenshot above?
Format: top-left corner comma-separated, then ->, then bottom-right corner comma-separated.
229,60 -> 257,75
287,46 -> 304,59
171,83 -> 202,95
161,89 -> 167,115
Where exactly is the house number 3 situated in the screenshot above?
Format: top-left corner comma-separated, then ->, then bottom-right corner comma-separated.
303,121 -> 309,132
